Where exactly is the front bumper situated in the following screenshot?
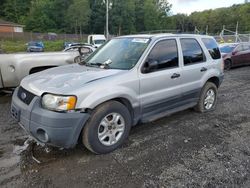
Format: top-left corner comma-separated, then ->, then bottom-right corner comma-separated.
11,87 -> 90,148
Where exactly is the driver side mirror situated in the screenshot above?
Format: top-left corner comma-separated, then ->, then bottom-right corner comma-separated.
232,50 -> 238,56
142,59 -> 158,73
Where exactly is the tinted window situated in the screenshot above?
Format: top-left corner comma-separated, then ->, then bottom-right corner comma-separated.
236,45 -> 244,52
202,38 -> 221,59
146,39 -> 178,71
242,43 -> 250,51
180,38 -> 205,65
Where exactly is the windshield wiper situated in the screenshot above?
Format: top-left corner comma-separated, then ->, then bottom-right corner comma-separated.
88,59 -> 113,69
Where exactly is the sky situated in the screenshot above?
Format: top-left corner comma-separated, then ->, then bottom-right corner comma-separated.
168,0 -> 244,15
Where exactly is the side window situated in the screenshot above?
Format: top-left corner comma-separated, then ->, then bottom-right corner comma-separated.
235,45 -> 243,52
180,38 -> 205,65
242,44 -> 250,51
146,39 -> 179,72
202,38 -> 221,59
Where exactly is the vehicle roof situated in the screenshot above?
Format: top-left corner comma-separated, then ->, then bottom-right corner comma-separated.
117,33 -> 215,40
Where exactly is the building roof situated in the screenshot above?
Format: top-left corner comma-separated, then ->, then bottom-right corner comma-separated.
0,19 -> 24,27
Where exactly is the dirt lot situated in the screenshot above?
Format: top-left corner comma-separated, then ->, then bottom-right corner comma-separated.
0,66 -> 250,188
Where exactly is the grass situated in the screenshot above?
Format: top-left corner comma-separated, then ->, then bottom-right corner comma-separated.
0,40 -> 73,53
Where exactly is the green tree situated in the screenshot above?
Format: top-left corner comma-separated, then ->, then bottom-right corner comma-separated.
88,0 -> 106,34
110,0 -> 136,35
25,0 -> 56,32
66,0 -> 90,34
2,0 -> 32,24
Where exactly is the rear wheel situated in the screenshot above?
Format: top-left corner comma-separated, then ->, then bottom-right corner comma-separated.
82,101 -> 132,154
194,82 -> 218,113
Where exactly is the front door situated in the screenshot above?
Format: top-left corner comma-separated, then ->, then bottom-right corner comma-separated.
232,44 -> 244,66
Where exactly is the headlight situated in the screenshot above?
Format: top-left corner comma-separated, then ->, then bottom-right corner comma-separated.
42,94 -> 77,111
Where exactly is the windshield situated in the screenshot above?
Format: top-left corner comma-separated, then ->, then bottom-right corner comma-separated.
94,40 -> 106,45
85,38 -> 150,70
220,45 -> 237,53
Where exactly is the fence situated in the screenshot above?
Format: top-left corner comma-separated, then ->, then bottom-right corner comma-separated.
0,32 -> 88,42
214,34 -> 250,43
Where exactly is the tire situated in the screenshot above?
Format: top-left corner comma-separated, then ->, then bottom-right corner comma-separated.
74,56 -> 82,64
194,82 -> 218,113
224,59 -> 232,71
82,101 -> 132,154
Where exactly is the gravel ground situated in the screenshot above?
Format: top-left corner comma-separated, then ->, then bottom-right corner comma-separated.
0,66 -> 250,188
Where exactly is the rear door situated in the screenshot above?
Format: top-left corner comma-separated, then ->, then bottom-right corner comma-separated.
139,39 -> 182,119
178,38 -> 208,102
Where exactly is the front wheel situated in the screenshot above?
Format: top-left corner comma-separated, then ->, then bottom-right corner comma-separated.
194,82 -> 218,113
224,59 -> 232,70
82,101 -> 132,154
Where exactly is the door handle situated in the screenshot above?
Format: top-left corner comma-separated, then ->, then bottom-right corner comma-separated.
171,73 -> 180,79
200,67 -> 207,72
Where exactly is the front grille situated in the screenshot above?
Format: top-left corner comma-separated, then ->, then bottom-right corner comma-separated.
17,87 -> 36,105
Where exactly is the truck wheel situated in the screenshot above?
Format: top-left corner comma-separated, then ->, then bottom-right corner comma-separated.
82,101 -> 132,154
194,82 -> 218,113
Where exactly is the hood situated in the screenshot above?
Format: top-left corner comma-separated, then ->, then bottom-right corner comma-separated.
21,64 -> 125,96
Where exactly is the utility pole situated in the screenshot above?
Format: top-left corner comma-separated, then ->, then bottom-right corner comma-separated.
235,21 -> 239,42
206,25 -> 208,35
106,0 -> 109,40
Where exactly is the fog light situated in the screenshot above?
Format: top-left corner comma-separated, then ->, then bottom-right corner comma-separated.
36,129 -> 49,143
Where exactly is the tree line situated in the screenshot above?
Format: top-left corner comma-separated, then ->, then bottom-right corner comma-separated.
0,0 -> 250,35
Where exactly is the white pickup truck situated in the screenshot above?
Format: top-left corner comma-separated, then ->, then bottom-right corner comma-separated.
0,45 -> 95,91
87,35 -> 106,48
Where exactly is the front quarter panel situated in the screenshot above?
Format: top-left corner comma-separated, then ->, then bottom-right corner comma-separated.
77,86 -> 140,111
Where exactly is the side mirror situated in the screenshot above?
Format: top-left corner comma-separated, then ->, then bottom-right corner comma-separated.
142,59 -> 158,73
232,51 -> 238,56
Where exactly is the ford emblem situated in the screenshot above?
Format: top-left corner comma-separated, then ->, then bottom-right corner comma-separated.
21,92 -> 27,100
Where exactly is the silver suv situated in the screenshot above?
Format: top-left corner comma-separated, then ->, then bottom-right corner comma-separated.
11,34 -> 224,154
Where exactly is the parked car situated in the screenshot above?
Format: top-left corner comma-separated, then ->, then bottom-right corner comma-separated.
0,45 -> 95,91
27,41 -> 45,52
11,34 -> 224,154
219,42 -> 250,70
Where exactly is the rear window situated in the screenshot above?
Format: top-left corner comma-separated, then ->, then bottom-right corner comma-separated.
202,38 -> 221,59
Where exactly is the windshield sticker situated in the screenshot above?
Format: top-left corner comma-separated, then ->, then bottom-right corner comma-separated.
132,38 -> 149,43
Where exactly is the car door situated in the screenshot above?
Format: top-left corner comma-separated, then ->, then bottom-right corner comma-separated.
242,43 -> 250,65
231,44 -> 244,66
179,38 -> 208,102
139,39 -> 182,119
